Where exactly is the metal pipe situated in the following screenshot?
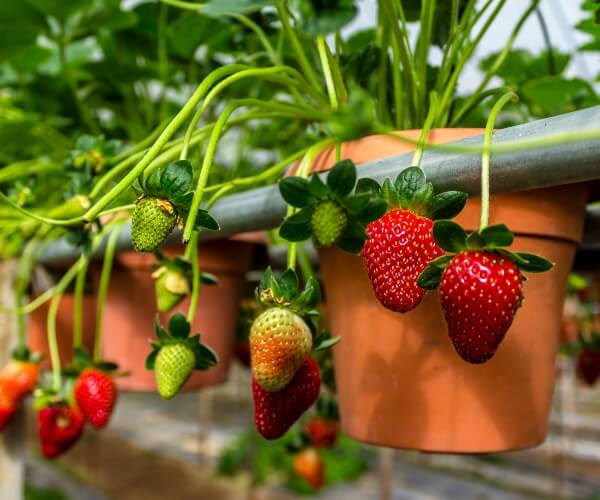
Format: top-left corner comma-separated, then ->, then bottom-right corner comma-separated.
37,106 -> 600,265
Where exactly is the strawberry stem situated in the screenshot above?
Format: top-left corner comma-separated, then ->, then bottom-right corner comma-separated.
479,91 -> 518,231
73,251 -> 91,351
411,91 -> 438,168
94,219 -> 127,362
47,292 -> 63,392
186,231 -> 200,324
317,36 -> 338,110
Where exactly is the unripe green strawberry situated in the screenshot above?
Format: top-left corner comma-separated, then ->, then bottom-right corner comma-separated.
155,344 -> 195,399
153,266 -> 190,313
250,307 -> 312,392
311,201 -> 347,247
132,197 -> 177,253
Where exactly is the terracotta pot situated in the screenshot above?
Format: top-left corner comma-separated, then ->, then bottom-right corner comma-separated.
98,240 -> 254,391
28,289 -> 97,369
316,129 -> 589,452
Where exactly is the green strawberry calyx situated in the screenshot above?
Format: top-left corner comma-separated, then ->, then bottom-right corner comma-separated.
11,346 -> 42,364
358,166 -> 468,221
134,160 -> 219,232
278,159 -> 386,254
255,267 -> 339,352
62,347 -> 120,378
145,313 -> 218,372
417,220 -> 554,290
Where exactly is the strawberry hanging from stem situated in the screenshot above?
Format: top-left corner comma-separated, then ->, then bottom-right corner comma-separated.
132,160 -> 219,253
278,159 -> 386,253
418,92 -> 553,364
360,166 -> 468,312
250,267 -> 329,392
145,313 -> 218,399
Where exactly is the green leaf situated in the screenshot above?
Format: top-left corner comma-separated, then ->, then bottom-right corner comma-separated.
193,341 -> 219,370
201,0 -> 273,16
145,168 -> 163,197
433,220 -> 467,253
356,197 -> 387,224
145,349 -> 158,371
427,191 -> 468,220
161,160 -> 193,199
337,220 -> 367,254
169,313 -> 190,339
292,276 -> 321,311
194,209 -> 220,231
466,231 -> 485,249
279,268 -> 300,300
381,178 -> 399,207
279,207 -> 314,242
512,252 -> 554,273
279,177 -> 312,208
308,173 -> 330,198
326,159 -> 356,197
343,192 -> 370,214
394,166 -> 426,204
355,178 -> 380,195
199,272 -> 218,285
480,224 -> 514,248
297,0 -> 358,35
28,0 -> 93,23
417,264 -> 443,290
313,336 -> 340,352
73,347 -> 91,369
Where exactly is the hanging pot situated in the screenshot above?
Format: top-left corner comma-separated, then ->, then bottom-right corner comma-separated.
315,130 -> 588,452
98,239 -> 255,391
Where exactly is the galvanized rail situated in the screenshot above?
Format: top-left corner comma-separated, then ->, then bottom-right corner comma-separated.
37,106 -> 600,266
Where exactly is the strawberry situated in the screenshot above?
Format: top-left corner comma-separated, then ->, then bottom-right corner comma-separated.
311,200 -> 348,247
153,266 -> 190,313
0,359 -> 39,402
293,448 -> 325,490
440,251 -> 523,363
0,384 -> 17,431
131,196 -> 177,253
146,314 -> 218,400
155,344 -> 196,399
279,160 -> 386,253
74,369 -> 117,428
576,349 -> 600,386
250,307 -> 312,392
37,403 -> 84,459
359,167 -> 467,313
306,417 -> 338,448
419,221 -> 552,364
253,357 -> 321,440
363,209 -> 444,312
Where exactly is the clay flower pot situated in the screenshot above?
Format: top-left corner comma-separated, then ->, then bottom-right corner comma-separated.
315,130 -> 589,452
28,269 -> 97,368
98,239 -> 255,391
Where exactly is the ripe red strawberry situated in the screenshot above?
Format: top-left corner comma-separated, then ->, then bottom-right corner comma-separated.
363,209 -> 443,312
74,369 -> 117,428
306,417 -> 338,448
0,360 -> 39,402
38,403 -> 84,458
253,357 -> 321,440
576,349 -> 600,386
0,384 -> 17,431
440,251 -> 523,364
293,448 -> 324,490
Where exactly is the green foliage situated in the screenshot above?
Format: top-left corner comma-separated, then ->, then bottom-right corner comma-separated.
217,429 -> 370,494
